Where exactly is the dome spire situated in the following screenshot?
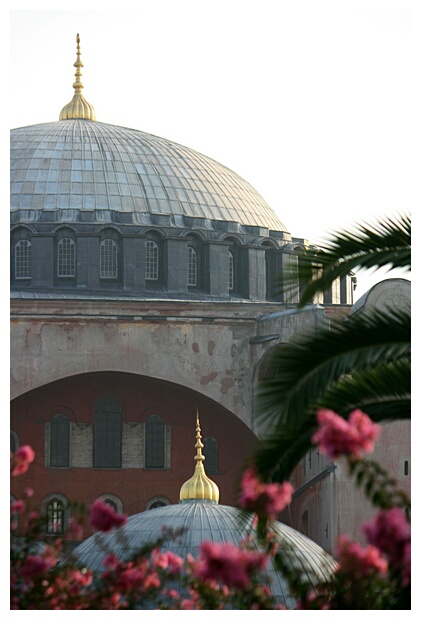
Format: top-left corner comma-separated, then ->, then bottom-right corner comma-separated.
59,34 -> 96,121
179,410 -> 219,503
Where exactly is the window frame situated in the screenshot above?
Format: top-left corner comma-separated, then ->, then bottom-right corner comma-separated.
93,397 -> 122,469
203,437 -> 218,474
100,238 -> 118,279
15,239 -> 32,280
145,414 -> 165,470
188,246 -> 197,287
50,413 -> 70,468
46,497 -> 66,536
145,239 -> 159,281
57,237 -> 76,278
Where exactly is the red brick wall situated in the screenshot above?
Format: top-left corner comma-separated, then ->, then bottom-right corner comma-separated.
11,371 -> 258,523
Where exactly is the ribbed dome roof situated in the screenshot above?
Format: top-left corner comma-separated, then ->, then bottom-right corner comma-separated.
72,501 -> 336,608
10,119 -> 287,232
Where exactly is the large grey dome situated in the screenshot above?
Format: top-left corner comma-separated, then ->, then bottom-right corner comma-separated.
10,119 -> 287,232
72,501 -> 336,609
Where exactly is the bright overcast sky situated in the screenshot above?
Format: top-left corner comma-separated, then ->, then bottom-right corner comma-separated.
7,1 -> 414,299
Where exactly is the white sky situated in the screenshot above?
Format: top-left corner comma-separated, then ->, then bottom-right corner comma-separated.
6,0 -> 415,300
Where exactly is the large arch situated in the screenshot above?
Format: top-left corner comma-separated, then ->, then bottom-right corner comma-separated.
10,371 -> 259,517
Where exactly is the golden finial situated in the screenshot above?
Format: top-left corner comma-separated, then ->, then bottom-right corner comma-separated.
59,34 -> 96,121
179,410 -> 220,503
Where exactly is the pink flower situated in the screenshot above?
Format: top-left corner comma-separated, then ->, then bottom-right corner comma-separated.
11,445 -> 35,477
336,535 -> 388,579
10,499 -> 25,515
402,542 -> 411,587
152,549 -> 184,574
239,468 -> 294,519
143,571 -> 161,589
117,566 -> 146,590
196,540 -> 267,589
20,554 -> 57,578
312,409 -> 381,459
89,500 -> 127,532
362,508 -> 410,570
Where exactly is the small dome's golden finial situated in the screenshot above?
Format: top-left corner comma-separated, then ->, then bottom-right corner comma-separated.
59,34 -> 96,121
179,410 -> 219,503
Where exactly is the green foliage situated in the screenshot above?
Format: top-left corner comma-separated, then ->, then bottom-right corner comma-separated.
254,213 -> 410,483
288,212 -> 410,307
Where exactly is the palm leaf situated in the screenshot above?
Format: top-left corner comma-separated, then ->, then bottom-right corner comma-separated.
278,213 -> 411,306
256,308 -> 410,427
254,309 -> 410,481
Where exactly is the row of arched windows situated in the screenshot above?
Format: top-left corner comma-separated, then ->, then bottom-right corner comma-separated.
14,238 -> 120,281
12,235 -> 236,291
12,493 -> 161,536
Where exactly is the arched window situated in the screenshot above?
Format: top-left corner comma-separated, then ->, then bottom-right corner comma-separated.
147,496 -> 170,510
46,498 -> 66,535
145,240 -> 159,281
188,246 -> 197,287
10,431 -> 18,454
203,437 -> 218,474
262,240 -> 277,300
57,238 -> 75,277
50,413 -> 70,467
145,415 -> 164,469
97,494 -> 123,514
104,498 -> 118,512
94,397 -> 122,468
302,510 -> 309,536
11,495 -> 20,529
228,251 -> 234,291
100,239 -> 118,279
15,240 -> 31,279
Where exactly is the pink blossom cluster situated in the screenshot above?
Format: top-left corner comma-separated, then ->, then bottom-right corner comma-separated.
362,508 -> 411,586
335,535 -> 388,579
10,442 -> 411,609
195,540 -> 268,589
239,468 -> 294,519
89,499 -> 128,532
11,445 -> 35,477
312,409 -> 381,460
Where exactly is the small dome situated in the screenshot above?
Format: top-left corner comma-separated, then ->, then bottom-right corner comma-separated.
71,414 -> 336,608
72,502 -> 336,608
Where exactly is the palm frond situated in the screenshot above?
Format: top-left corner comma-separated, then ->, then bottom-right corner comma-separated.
277,213 -> 411,306
316,359 -> 411,420
256,308 -> 410,432
254,365 -> 410,483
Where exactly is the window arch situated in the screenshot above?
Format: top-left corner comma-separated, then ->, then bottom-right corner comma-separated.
100,239 -> 118,279
203,437 -> 218,474
94,397 -> 122,468
145,240 -> 159,281
10,431 -> 19,454
44,495 -> 68,535
301,510 -> 309,536
145,415 -> 165,469
15,240 -> 32,279
97,494 -> 123,514
146,496 -> 171,510
57,237 -> 75,277
262,240 -> 277,300
50,413 -> 70,467
188,246 -> 197,287
228,250 -> 234,291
